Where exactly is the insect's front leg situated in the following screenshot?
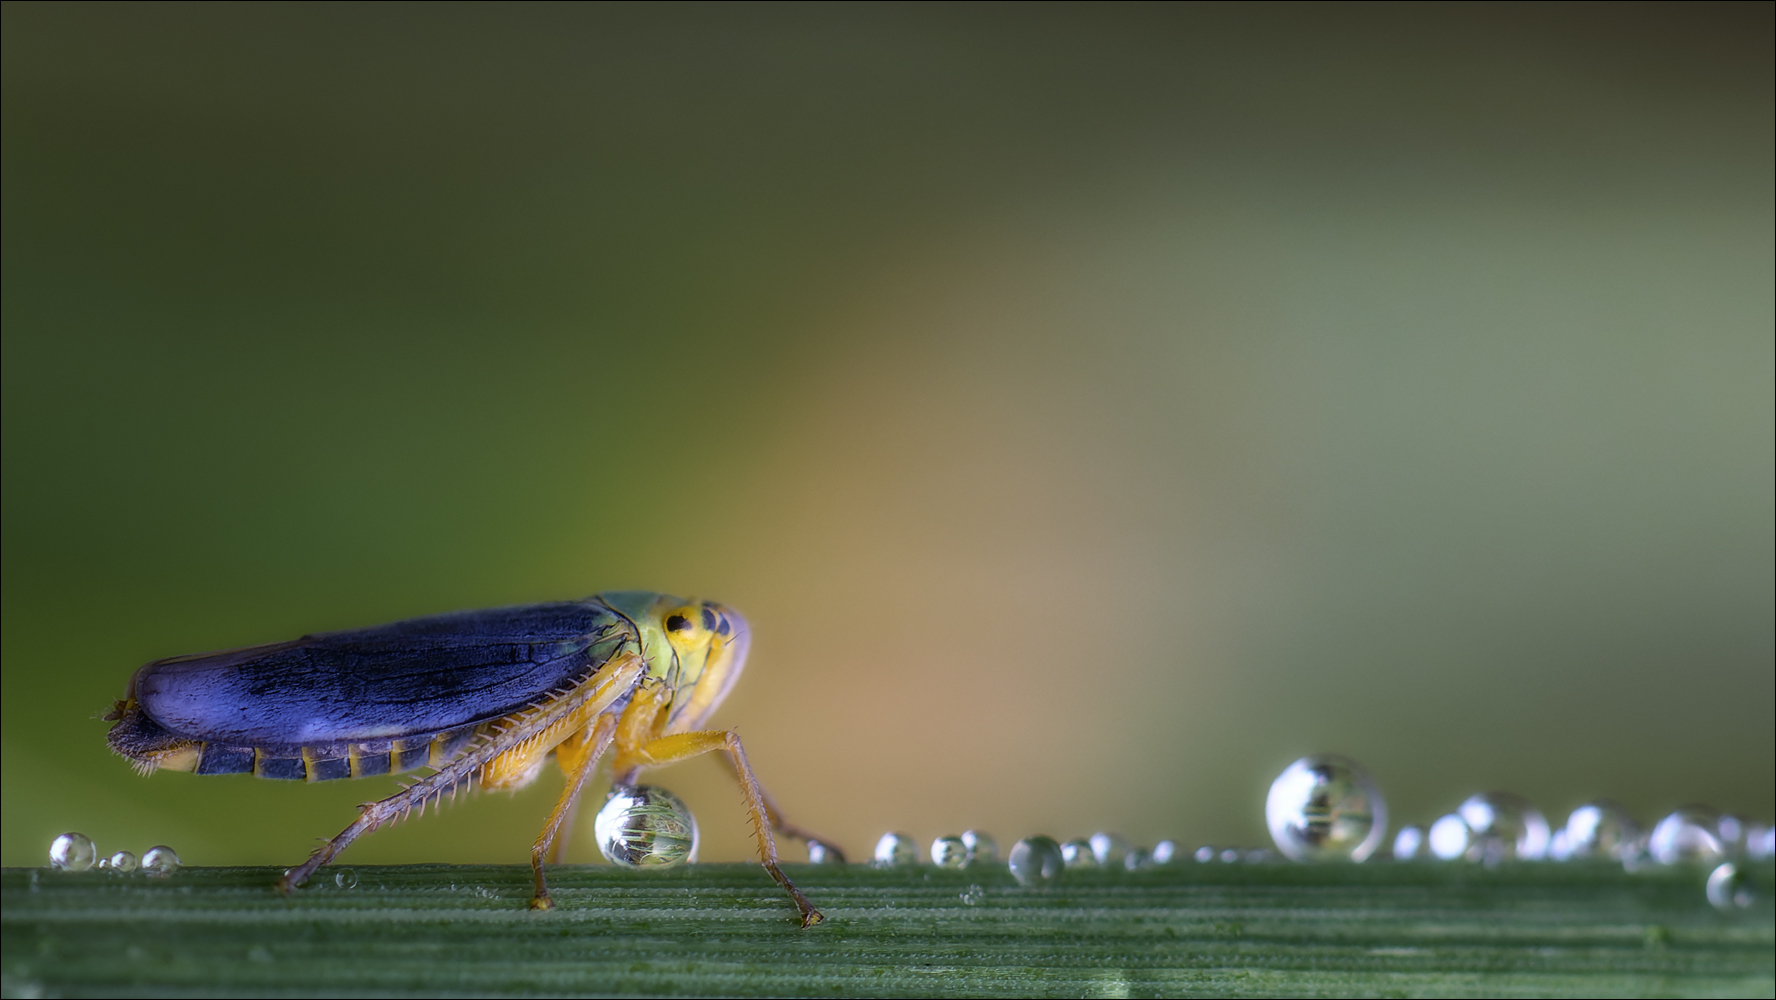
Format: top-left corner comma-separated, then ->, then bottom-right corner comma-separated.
627,729 -> 824,928
717,752 -> 847,862
528,713 -> 617,911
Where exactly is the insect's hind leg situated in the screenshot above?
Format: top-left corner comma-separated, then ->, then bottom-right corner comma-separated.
529,714 -> 617,910
276,780 -> 433,893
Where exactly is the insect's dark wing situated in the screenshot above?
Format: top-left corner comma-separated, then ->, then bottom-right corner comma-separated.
133,600 -> 631,745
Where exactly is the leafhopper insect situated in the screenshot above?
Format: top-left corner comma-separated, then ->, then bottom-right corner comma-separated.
104,591 -> 832,925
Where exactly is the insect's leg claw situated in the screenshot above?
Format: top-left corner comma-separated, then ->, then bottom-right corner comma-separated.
528,891 -> 555,912
800,907 -> 825,928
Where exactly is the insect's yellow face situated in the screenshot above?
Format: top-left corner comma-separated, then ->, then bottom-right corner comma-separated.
620,594 -> 751,733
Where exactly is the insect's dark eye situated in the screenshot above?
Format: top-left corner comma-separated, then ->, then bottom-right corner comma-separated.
700,607 -> 718,631
715,614 -> 730,636
665,614 -> 692,633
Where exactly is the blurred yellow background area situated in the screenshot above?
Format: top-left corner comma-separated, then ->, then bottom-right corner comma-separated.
3,4 -> 1771,867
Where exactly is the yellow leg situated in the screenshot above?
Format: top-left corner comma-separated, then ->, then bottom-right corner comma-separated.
633,729 -> 823,927
717,752 -> 846,861
528,713 -> 617,911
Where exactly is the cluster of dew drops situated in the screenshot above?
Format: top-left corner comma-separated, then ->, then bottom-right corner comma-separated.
46,754 -> 1771,912
46,834 -> 179,877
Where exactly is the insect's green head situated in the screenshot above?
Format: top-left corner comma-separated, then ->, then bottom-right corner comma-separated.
600,591 -> 751,732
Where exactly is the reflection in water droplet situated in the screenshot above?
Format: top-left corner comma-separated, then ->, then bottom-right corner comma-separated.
141,846 -> 181,877
1392,826 -> 1424,860
1648,806 -> 1725,865
1008,836 -> 1064,887
1193,846 -> 1215,863
108,851 -> 139,874
49,833 -> 97,872
1707,863 -> 1755,911
931,836 -> 968,868
1123,847 -> 1151,870
961,830 -> 998,866
1562,801 -> 1639,861
807,840 -> 844,864
1151,841 -> 1177,865
873,832 -> 917,868
1090,832 -> 1130,868
1458,792 -> 1550,863
1265,755 -> 1387,862
1060,839 -> 1098,869
595,785 -> 699,868
1428,814 -> 1471,860
960,884 -> 985,906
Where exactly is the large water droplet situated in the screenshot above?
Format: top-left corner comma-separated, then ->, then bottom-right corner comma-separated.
873,832 -> 917,867
1060,838 -> 1098,869
1392,825 -> 1425,860
1089,832 -> 1130,868
1647,806 -> 1724,865
1428,814 -> 1471,860
1707,862 -> 1754,911
806,839 -> 844,864
930,836 -> 968,869
140,846 -> 181,877
1008,836 -> 1064,887
107,851 -> 139,874
961,830 -> 998,866
1265,754 -> 1387,862
595,785 -> 699,868
1458,792 -> 1550,863
49,833 -> 96,872
1561,801 -> 1639,861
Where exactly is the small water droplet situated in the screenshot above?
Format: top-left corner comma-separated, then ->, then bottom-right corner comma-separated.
959,884 -> 985,905
1265,754 -> 1387,862
1244,848 -> 1278,864
1060,838 -> 1098,869
873,832 -> 917,868
1089,832 -> 1130,868
1123,847 -> 1151,870
107,850 -> 139,874
1547,828 -> 1573,862
1392,825 -> 1424,860
1458,792 -> 1550,863
595,785 -> 699,868
1192,845 -> 1216,863
961,830 -> 998,866
49,832 -> 96,872
141,846 -> 181,877
1706,862 -> 1755,911
1745,824 -> 1774,861
1716,815 -> 1748,856
1561,801 -> 1639,861
1648,806 -> 1725,865
1150,840 -> 1177,865
1428,814 -> 1471,860
1008,836 -> 1064,887
247,944 -> 273,964
334,868 -> 359,889
1218,848 -> 1241,863
806,839 -> 844,864
930,836 -> 968,868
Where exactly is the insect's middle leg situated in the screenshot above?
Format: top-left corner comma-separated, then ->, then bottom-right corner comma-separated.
717,752 -> 846,862
630,730 -> 823,928
528,713 -> 617,911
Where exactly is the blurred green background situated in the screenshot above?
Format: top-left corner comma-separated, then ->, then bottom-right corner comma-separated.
3,3 -> 1771,868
